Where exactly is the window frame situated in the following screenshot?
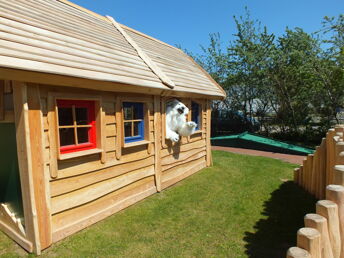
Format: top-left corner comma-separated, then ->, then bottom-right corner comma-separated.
56,99 -> 97,154
49,93 -> 104,162
122,102 -> 145,144
191,101 -> 202,132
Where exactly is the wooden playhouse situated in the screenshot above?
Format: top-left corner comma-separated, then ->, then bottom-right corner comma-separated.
0,0 -> 225,254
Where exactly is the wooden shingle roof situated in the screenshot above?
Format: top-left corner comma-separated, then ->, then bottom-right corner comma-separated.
0,0 -> 225,98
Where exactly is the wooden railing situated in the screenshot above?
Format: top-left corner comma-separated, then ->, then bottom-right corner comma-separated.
287,125 -> 344,258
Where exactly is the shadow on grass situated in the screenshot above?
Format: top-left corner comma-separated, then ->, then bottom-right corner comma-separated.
244,181 -> 317,258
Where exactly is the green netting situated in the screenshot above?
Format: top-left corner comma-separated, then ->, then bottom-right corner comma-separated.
0,123 -> 24,223
211,131 -> 314,155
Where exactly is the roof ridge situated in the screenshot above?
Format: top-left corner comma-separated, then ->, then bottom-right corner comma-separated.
57,0 -> 109,22
106,16 -> 175,89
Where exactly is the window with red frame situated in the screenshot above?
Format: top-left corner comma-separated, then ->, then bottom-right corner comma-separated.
56,99 -> 96,154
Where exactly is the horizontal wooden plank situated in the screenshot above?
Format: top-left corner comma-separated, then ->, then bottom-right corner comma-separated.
162,158 -> 206,190
57,143 -> 154,179
161,139 -> 205,154
105,124 -> 116,137
52,176 -> 156,243
162,146 -> 206,166
162,150 -> 206,171
105,136 -> 116,152
51,165 -> 155,214
51,156 -> 154,196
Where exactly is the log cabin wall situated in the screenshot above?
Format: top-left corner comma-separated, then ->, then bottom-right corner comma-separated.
35,85 -> 211,244
160,98 -> 208,190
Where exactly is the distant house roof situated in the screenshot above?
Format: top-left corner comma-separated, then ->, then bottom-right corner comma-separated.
0,0 -> 225,99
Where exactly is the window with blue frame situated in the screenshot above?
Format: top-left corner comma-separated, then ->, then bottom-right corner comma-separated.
123,102 -> 145,143
191,101 -> 201,130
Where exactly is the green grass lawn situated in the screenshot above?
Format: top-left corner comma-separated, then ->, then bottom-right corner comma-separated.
0,151 -> 316,258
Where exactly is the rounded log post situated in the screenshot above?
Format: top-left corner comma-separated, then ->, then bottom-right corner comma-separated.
336,142 -> 344,165
302,159 -> 307,189
316,200 -> 341,258
326,185 -> 344,257
286,247 -> 311,258
334,165 -> 344,186
327,129 -> 336,185
304,213 -> 334,258
297,227 -> 321,258
294,168 -> 300,184
311,150 -> 319,196
299,165 -> 304,186
307,155 -> 314,193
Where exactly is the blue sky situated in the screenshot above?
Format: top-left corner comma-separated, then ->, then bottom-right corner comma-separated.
71,0 -> 343,55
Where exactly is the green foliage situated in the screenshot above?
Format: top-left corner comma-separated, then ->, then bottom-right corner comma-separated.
192,9 -> 344,143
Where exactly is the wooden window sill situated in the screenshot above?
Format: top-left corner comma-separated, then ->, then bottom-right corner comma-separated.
192,130 -> 203,135
58,148 -> 103,160
123,140 -> 151,148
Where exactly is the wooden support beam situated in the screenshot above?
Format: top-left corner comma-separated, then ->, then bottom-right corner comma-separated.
12,81 -> 41,254
304,213 -> 334,258
316,200 -> 341,258
27,84 -> 52,250
153,95 -> 162,192
297,227 -> 321,258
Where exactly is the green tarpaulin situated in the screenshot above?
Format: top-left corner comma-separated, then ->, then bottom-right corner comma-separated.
211,132 -> 314,155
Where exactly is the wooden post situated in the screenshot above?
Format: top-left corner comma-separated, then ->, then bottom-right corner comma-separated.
336,142 -> 344,165
326,185 -> 344,257
206,100 -> 212,167
316,200 -> 341,258
312,150 -> 319,196
307,155 -> 314,194
304,213 -> 334,258
12,82 -> 41,254
297,227 -> 321,258
286,247 -> 311,258
0,80 -> 4,121
299,165 -> 303,186
27,85 -> 52,250
333,165 -> 344,186
294,168 -> 300,184
115,96 -> 122,160
319,139 -> 327,199
327,129 -> 336,185
154,95 -> 162,192
302,159 -> 307,189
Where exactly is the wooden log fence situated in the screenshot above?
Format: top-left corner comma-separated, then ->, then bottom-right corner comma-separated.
287,125 -> 344,258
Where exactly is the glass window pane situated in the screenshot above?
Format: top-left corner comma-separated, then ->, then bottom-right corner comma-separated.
124,122 -> 132,137
133,121 -> 141,136
59,128 -> 75,146
77,127 -> 89,144
76,107 -> 88,125
58,108 -> 73,126
133,103 -> 143,119
124,106 -> 133,120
